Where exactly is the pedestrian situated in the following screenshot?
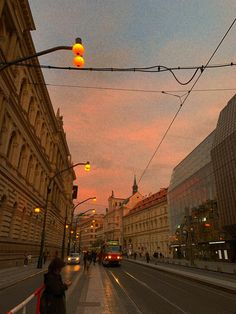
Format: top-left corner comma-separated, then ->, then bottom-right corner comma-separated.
133,252 -> 137,260
40,257 -> 71,314
145,251 -> 150,263
83,251 -> 88,271
153,251 -> 158,264
23,252 -> 28,266
92,250 -> 97,265
86,251 -> 92,271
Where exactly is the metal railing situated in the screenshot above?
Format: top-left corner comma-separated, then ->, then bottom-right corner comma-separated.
6,285 -> 44,314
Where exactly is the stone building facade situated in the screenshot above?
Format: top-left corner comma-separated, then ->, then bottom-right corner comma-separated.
0,0 -> 75,267
123,188 -> 169,257
103,177 -> 143,245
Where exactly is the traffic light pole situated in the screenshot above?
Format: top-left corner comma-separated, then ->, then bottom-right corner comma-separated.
0,46 -> 72,73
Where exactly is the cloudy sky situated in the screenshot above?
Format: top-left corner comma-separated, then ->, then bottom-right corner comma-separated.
28,0 -> 236,213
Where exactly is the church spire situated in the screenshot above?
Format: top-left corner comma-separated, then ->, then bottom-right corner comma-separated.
132,175 -> 138,194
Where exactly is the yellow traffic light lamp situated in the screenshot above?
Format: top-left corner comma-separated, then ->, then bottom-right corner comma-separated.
72,38 -> 84,67
84,161 -> 91,172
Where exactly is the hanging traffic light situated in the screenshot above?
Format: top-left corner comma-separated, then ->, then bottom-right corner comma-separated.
72,38 -> 84,67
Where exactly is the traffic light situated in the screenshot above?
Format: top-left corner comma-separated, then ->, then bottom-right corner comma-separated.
72,38 -> 84,67
72,185 -> 78,199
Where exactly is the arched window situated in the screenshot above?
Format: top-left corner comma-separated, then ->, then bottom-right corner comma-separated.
19,79 -> 28,111
28,97 -> 35,124
7,131 -> 18,164
26,155 -> 34,182
34,111 -> 41,136
0,116 -> 7,153
18,145 -> 27,174
34,163 -> 40,190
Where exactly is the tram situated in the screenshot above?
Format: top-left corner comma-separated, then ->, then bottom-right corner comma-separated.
101,240 -> 122,266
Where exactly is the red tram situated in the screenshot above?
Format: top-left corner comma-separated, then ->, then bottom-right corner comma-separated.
101,240 -> 122,266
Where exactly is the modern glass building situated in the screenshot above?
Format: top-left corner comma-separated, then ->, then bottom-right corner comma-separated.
211,94 -> 236,261
168,131 -> 216,237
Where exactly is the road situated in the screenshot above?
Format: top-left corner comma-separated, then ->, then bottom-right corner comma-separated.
104,261 -> 236,314
1,261 -> 236,314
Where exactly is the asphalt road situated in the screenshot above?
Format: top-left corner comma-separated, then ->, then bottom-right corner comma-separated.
105,260 -> 236,314
1,261 -> 236,314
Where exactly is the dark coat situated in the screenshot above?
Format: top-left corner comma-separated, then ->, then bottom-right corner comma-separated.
40,272 -> 68,314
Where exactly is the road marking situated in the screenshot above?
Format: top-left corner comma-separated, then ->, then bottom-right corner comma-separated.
124,271 -> 190,314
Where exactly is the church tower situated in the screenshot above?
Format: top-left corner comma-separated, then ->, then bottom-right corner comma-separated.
132,175 -> 138,195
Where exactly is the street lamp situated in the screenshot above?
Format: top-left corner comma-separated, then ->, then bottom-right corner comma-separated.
0,37 -> 84,73
37,161 -> 91,269
64,197 -> 96,257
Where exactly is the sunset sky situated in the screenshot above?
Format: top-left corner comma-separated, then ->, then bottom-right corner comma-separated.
28,0 -> 236,214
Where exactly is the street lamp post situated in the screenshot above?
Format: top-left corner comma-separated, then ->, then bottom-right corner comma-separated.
37,161 -> 90,269
66,198 -> 96,256
0,37 -> 84,73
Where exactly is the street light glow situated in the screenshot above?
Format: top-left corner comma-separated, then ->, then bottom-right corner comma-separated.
34,207 -> 41,214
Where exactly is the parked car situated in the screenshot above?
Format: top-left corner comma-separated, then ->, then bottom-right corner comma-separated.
67,253 -> 80,265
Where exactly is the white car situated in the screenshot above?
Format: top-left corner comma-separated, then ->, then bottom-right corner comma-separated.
67,253 -> 80,265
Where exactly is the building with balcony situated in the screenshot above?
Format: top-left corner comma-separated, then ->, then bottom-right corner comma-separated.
0,0 -> 75,267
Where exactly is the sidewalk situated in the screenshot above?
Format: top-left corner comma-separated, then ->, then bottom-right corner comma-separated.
0,262 -> 48,290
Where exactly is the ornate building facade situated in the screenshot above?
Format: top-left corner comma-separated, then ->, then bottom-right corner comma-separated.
0,0 -> 75,267
103,176 -> 143,245
123,188 -> 169,257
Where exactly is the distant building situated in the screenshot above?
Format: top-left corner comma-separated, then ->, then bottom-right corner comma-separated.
78,214 -> 104,251
103,176 -> 143,244
0,1 -> 75,267
123,188 -> 169,257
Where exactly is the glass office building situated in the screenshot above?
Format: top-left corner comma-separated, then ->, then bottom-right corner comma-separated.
211,94 -> 236,261
168,131 -> 216,237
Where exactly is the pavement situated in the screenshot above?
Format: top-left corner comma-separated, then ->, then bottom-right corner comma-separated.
1,257 -> 236,312
0,262 -> 48,291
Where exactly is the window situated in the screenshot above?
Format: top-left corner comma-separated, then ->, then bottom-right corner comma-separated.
7,131 -> 18,163
18,145 -> 27,174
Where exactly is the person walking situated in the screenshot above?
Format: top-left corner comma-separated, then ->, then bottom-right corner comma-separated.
83,251 -> 88,271
40,257 -> 71,314
145,251 -> 150,263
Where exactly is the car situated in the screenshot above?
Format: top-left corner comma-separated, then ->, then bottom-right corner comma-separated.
67,253 -> 80,265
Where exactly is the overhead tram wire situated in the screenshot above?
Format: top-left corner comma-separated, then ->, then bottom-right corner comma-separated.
138,17 -> 236,185
31,82 -> 236,95
1,60 -> 236,86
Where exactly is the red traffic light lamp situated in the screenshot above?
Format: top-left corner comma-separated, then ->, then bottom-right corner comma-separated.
72,38 -> 85,67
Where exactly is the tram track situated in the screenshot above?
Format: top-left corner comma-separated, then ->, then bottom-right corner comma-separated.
104,261 -> 236,314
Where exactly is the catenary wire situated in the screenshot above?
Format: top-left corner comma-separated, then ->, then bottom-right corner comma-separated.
1,61 -> 235,86
31,82 -> 236,95
137,17 -> 236,185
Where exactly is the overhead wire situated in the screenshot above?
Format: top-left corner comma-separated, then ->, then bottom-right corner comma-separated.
1,60 -> 235,86
31,82 -> 236,95
137,17 -> 236,185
